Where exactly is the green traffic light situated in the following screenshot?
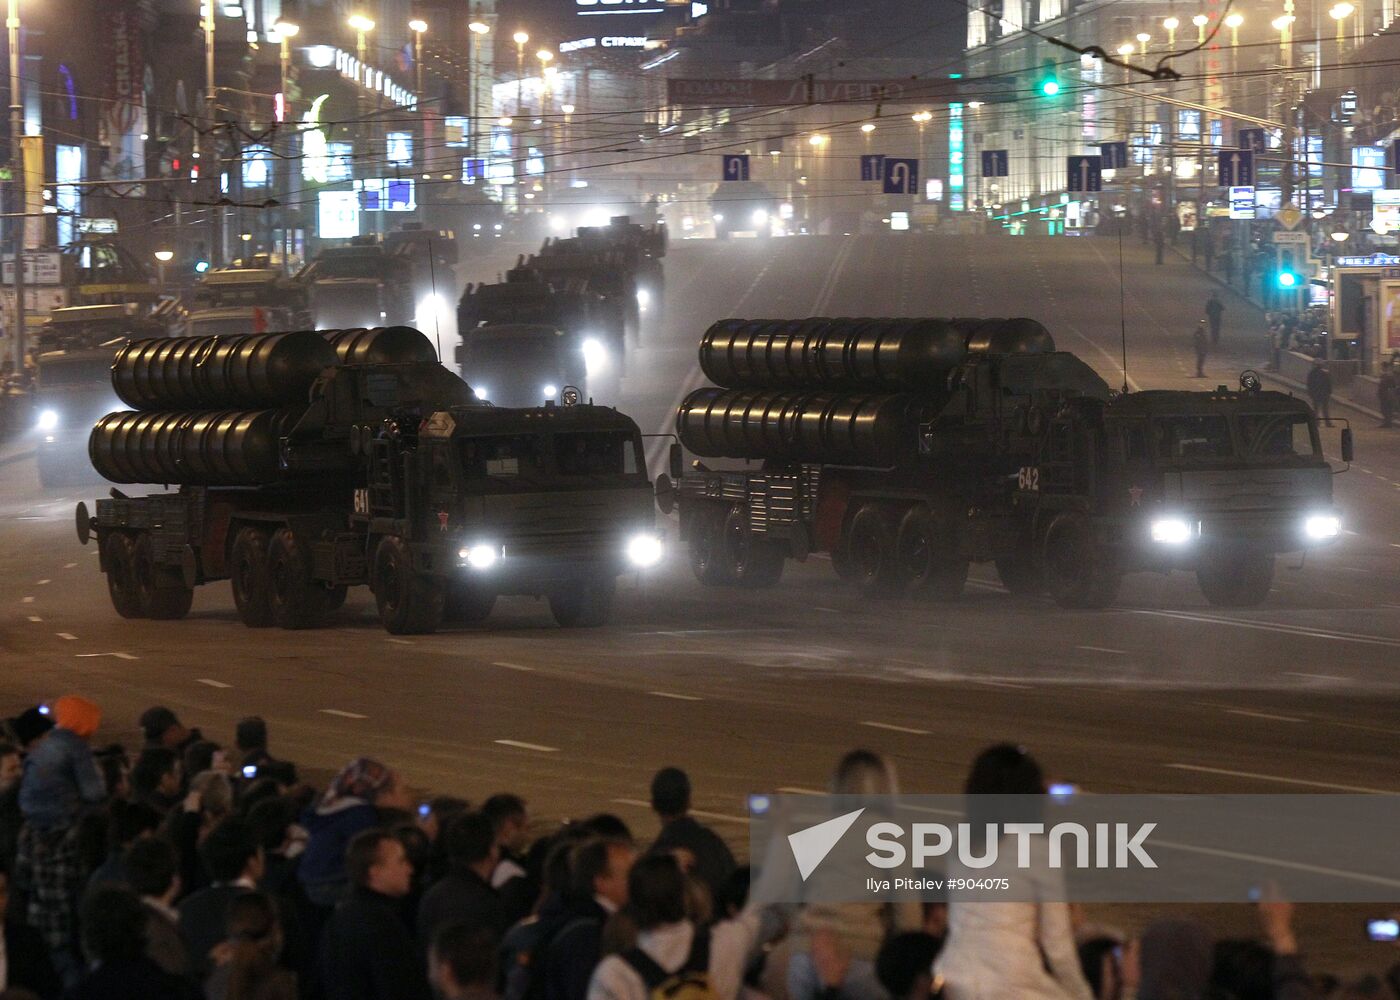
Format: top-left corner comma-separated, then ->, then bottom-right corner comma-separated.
1041,79 -> 1060,97
1277,272 -> 1298,288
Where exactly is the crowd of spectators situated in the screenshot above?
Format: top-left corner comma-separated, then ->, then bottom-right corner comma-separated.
0,695 -> 1396,1000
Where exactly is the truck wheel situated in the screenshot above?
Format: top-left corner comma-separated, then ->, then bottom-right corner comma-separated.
847,505 -> 904,597
445,583 -> 496,625
103,532 -> 145,619
325,586 -> 349,612
267,528 -> 331,630
549,576 -> 616,628
1197,550 -> 1274,607
1042,516 -> 1120,609
722,506 -> 785,588
134,534 -> 194,621
896,506 -> 968,601
373,536 -> 444,635
688,507 -> 735,586
230,527 -> 275,628
995,551 -> 1043,596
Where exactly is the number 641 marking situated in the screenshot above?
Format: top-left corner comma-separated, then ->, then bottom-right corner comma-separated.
1017,467 -> 1040,491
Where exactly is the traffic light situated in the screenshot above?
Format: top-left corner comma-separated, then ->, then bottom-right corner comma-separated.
1275,249 -> 1300,289
1038,59 -> 1061,97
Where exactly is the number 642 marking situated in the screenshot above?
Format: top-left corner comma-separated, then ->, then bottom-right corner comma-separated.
1017,466 -> 1040,491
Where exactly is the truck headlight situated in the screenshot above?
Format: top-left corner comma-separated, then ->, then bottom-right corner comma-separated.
626,532 -> 663,568
36,409 -> 59,432
582,337 -> 608,374
636,288 -> 650,310
713,212 -> 724,223
475,386 -> 490,401
751,209 -> 768,226
460,543 -> 500,569
542,384 -> 558,399
1150,517 -> 1193,544
1303,513 -> 1340,540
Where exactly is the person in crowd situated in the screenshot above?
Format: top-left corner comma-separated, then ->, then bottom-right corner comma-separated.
648,767 -> 735,907
536,837 -> 638,1000
421,796 -> 472,884
431,923 -> 501,1000
139,707 -> 203,754
934,744 -> 1093,1000
0,746 -> 19,798
1076,937 -> 1124,1000
234,718 -> 270,770
0,861 -> 60,999
299,757 -> 411,909
84,800 -> 161,891
418,812 -> 507,947
482,794 -> 533,922
132,748 -> 183,814
204,891 -> 297,1000
1194,321 -> 1210,378
123,836 -> 191,981
68,885 -> 198,1000
178,817 -> 264,980
182,741 -> 226,781
0,742 -> 24,872
14,695 -> 106,980
1134,918 -> 1216,1000
167,771 -> 236,898
873,932 -> 941,1000
1307,359 -> 1333,426
1205,292 -> 1225,344
1209,896 -> 1316,1000
4,709 -> 52,757
586,852 -> 762,1000
1378,362 -> 1396,428
319,828 -> 432,1000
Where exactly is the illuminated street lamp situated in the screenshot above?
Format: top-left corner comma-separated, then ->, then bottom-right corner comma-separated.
1192,13 -> 1209,44
860,122 -> 876,133
514,30 -> 530,114
1330,2 -> 1354,50
808,134 -> 828,147
1163,15 -> 1179,47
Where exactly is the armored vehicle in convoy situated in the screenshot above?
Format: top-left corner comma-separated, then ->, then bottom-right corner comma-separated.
185,264 -> 311,337
32,305 -> 168,487
664,317 -> 1347,608
298,240 -> 415,329
76,326 -> 661,633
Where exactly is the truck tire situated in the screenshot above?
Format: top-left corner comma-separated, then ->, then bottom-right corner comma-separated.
722,506 -> 785,588
549,576 -> 616,628
267,527 -> 332,630
134,534 -> 194,620
847,505 -> 904,597
373,536 -> 444,635
995,551 -> 1043,596
103,532 -> 145,619
1197,549 -> 1274,607
445,583 -> 496,625
896,505 -> 968,601
325,586 -> 349,612
230,527 -> 275,628
688,506 -> 735,586
1042,516 -> 1120,610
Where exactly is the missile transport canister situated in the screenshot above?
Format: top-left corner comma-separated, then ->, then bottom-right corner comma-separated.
665,316 -> 1348,610
78,326 -> 660,634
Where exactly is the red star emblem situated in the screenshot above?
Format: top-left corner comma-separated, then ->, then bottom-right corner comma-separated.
1128,486 -> 1144,506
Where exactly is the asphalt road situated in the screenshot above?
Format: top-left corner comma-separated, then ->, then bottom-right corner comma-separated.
2,233 -> 1397,971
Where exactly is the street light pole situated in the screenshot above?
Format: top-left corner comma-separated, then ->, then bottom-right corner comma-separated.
409,19 -> 427,177
467,17 -> 489,165
7,0 -> 24,371
513,31 -> 529,117
204,0 -> 220,265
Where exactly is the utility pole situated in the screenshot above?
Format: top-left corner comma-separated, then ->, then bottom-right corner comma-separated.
204,0 -> 220,265
8,0 -> 24,371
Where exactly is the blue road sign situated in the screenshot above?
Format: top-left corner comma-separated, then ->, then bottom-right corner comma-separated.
981,150 -> 1009,177
721,154 -> 750,181
1217,148 -> 1254,186
1099,141 -> 1128,169
462,158 -> 486,181
883,158 -> 919,194
1067,155 -> 1102,192
1238,128 -> 1267,153
860,154 -> 886,181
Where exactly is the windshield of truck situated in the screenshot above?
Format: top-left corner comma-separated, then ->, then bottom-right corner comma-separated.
188,316 -> 256,338
1237,412 -> 1319,461
458,430 -> 642,487
38,358 -> 114,389
1153,415 -> 1234,460
554,432 -> 641,478
306,258 -> 392,281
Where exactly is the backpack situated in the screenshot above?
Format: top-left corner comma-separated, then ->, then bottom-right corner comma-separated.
620,926 -> 717,1000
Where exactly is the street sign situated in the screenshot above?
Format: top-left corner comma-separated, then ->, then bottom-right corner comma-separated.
980,149 -> 1008,177
1276,202 -> 1303,230
1217,149 -> 1254,186
1066,155 -> 1102,192
1237,127 -> 1266,153
1272,231 -> 1309,245
1229,186 -> 1256,221
1099,141 -> 1128,169
721,154 -> 750,181
860,154 -> 886,182
461,158 -> 486,183
882,158 -> 919,194
1,252 -> 63,286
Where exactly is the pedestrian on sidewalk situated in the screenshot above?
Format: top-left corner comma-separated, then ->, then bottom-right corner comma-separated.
1193,321 -> 1209,378
1306,359 -> 1333,426
1205,293 -> 1225,344
1378,363 -> 1396,428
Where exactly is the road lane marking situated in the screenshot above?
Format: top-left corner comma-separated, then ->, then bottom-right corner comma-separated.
63,562 -> 76,569
1284,671 -> 1347,681
21,596 -> 33,603
860,721 -> 931,735
493,661 -> 535,672
1148,837 -> 1400,893
1125,608 -> 1400,648
494,739 -> 558,753
611,797 -> 748,824
319,709 -> 368,719
1165,763 -> 1396,794
1076,645 -> 1127,654
814,607 -> 842,614
971,679 -> 1032,690
75,652 -> 137,660
55,633 -> 77,641
385,638 -> 414,645
775,786 -> 823,795
649,691 -> 703,701
26,615 -> 42,622
196,679 -> 232,689
36,579 -> 50,585
1224,709 -> 1303,723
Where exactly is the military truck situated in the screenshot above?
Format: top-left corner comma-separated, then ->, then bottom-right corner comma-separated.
663,317 -> 1348,609
76,326 -> 661,633
32,305 -> 168,487
186,263 -> 310,337
297,240 -> 415,329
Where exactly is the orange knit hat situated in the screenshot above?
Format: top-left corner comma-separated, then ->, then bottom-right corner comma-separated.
52,695 -> 102,738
